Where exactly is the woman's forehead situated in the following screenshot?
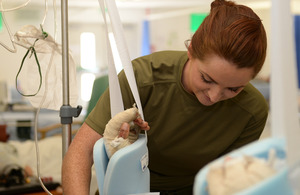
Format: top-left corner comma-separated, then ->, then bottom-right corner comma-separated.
197,55 -> 254,87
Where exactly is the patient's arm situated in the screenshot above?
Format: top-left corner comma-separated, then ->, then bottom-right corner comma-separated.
62,113 -> 150,194
62,123 -> 101,195
103,106 -> 150,158
103,105 -> 148,158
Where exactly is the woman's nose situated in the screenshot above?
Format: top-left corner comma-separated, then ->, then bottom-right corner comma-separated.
208,86 -> 224,103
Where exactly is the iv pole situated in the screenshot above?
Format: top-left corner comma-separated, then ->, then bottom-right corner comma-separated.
60,0 -> 82,157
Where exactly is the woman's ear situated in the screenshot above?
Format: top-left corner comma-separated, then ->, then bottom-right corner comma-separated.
187,46 -> 193,59
186,41 -> 193,59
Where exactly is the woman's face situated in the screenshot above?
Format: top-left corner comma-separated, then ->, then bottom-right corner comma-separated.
182,52 -> 254,106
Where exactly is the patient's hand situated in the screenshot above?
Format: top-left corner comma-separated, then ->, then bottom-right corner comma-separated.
24,165 -> 33,177
118,123 -> 130,139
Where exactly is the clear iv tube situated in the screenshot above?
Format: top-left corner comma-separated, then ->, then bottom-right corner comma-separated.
0,0 -> 17,53
33,49 -> 56,195
53,0 -> 58,42
0,0 -> 31,12
41,0 -> 48,26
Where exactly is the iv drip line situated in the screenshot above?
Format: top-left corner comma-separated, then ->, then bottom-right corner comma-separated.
0,1 -> 59,194
0,0 -> 17,53
0,0 -> 31,12
41,0 -> 48,27
0,0 -> 58,52
32,49 -> 56,195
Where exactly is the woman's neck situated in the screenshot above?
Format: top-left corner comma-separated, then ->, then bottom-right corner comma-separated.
181,59 -> 192,93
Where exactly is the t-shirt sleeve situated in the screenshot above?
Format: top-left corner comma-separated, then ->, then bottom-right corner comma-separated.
84,70 -> 137,135
219,109 -> 268,156
84,88 -> 111,135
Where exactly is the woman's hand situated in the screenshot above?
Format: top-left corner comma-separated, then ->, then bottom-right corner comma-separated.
118,118 -> 150,139
134,117 -> 150,131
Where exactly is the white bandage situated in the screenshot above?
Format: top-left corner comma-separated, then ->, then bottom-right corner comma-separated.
103,106 -> 140,158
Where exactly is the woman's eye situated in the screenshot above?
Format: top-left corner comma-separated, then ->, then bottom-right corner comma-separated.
201,75 -> 213,84
228,87 -> 239,93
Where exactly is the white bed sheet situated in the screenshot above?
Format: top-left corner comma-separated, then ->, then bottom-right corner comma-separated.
7,136 -> 98,195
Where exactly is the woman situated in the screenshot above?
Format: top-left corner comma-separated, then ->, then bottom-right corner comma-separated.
62,0 -> 268,194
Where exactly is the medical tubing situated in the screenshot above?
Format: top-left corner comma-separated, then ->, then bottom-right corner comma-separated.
0,0 -> 17,53
15,46 -> 43,97
0,0 -> 52,53
41,0 -> 48,26
1,0 -> 56,192
15,26 -> 49,95
53,0 -> 58,42
33,49 -> 56,195
34,108 -> 52,195
0,0 -> 31,12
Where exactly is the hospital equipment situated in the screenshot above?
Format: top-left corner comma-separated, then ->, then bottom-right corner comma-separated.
0,0 -> 81,194
13,24 -> 78,111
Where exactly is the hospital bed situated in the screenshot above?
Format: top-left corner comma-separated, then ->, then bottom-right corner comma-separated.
0,74 -> 109,195
0,122 -> 99,195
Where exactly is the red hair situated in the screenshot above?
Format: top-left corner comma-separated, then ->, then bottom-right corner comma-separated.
190,0 -> 267,77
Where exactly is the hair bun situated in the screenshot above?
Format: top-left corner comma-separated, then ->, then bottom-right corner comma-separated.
211,0 -> 224,8
211,0 -> 235,10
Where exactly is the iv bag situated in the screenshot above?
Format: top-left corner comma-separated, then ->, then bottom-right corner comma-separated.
14,25 -> 78,110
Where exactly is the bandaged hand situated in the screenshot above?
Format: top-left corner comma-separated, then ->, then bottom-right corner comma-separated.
103,105 -> 150,158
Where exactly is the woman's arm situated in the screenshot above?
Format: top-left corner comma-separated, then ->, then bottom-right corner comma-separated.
220,113 -> 268,156
62,122 -> 102,195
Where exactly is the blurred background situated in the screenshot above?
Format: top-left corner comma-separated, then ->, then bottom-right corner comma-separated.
0,0 -> 299,131
0,2 -> 299,194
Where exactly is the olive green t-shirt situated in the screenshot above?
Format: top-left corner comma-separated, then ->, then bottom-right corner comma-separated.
85,50 -> 268,191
